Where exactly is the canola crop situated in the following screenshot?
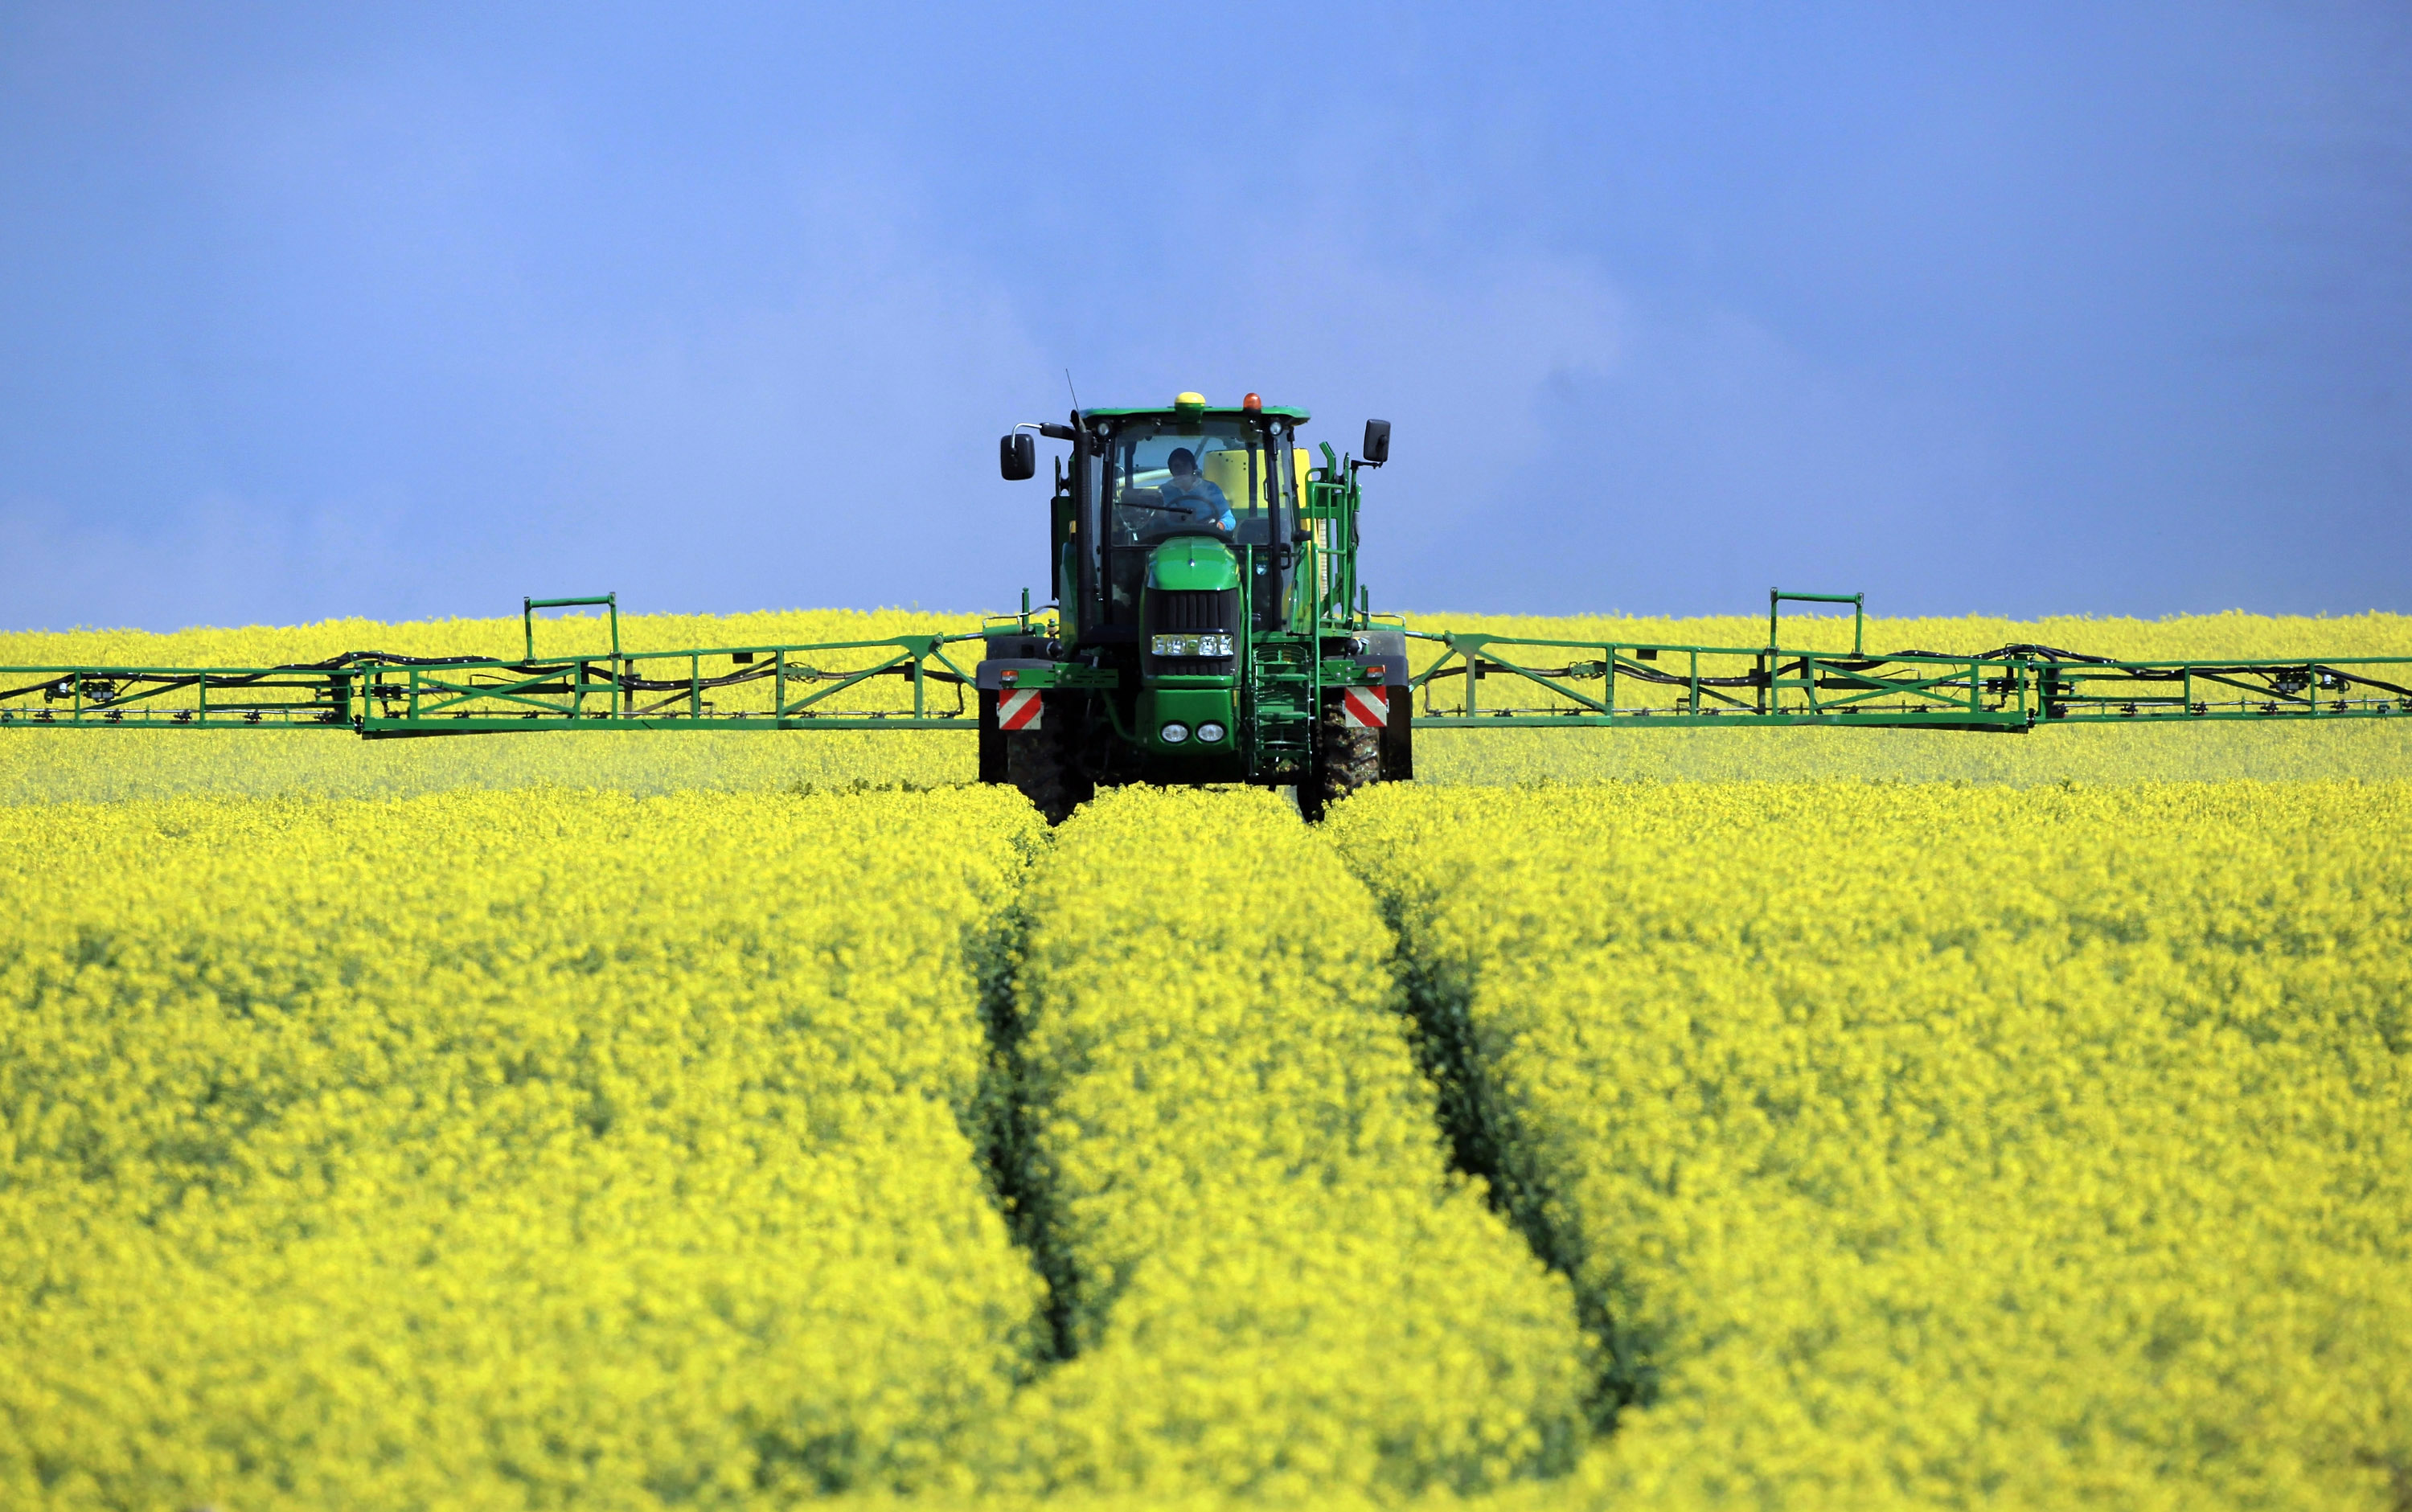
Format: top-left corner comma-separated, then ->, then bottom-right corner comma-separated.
1403,606 -> 2412,662
0,604 -> 980,670
0,786 -> 1048,1510
7,591 -> 2411,1508
1409,705 -> 2412,788
982,786 -> 1591,1501
1330,780 -> 2412,1510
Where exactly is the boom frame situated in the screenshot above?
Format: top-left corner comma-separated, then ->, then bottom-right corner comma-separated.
0,629 -> 1003,736
6,590 -> 2407,737
1401,632 -> 2412,731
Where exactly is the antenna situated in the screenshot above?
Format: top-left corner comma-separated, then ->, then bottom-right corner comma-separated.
1064,368 -> 1082,415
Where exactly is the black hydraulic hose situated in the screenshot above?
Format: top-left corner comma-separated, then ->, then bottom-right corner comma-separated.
2,649 -> 511,703
301,651 -> 507,669
605,663 -> 969,694
1421,661 -> 1759,689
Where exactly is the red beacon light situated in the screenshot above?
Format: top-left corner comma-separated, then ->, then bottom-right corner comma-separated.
1242,392 -> 1262,412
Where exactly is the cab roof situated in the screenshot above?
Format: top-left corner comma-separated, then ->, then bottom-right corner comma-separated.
1081,404 -> 1311,424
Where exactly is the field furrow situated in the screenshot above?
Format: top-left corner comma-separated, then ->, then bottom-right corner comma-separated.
1331,780 -> 2412,1510
0,787 -> 1048,1509
980,786 -> 1590,1502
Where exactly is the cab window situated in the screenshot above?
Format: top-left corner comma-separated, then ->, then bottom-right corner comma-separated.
1107,420 -> 1292,547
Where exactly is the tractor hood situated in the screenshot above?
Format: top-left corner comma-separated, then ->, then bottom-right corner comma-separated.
1146,536 -> 1240,592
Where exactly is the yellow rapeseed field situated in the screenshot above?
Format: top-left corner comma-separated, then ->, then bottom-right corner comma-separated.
1330,779 -> 2412,1510
984,787 -> 1590,1501
6,600 -> 2410,1508
0,786 -> 1050,1509
0,605 -> 976,670
1405,606 -> 2412,662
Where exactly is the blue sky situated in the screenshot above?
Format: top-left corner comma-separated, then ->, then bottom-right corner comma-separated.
2,2 -> 2405,632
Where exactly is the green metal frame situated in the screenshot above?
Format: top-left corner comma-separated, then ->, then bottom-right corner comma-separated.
6,568 -> 2406,743
1401,629 -> 2412,731
524,595 -> 621,662
1771,589 -> 1864,657
0,625 -> 1006,735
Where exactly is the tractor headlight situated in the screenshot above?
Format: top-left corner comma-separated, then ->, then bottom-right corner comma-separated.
1149,633 -> 1235,658
1159,722 -> 1189,744
1195,721 -> 1226,744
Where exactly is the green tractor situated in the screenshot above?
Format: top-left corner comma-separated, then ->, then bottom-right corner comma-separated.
982,391 -> 1409,821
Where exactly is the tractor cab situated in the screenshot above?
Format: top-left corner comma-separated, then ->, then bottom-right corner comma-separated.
1066,393 -> 1310,641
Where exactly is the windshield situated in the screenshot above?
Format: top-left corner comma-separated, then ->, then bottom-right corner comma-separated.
1107,419 -> 1291,547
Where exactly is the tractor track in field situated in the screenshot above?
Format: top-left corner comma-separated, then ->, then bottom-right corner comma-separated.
966,790 -> 1631,1451
971,883 -> 1078,1366
1360,885 -> 1658,1429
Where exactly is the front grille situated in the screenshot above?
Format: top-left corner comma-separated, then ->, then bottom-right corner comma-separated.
1145,588 -> 1240,676
1149,589 -> 1237,632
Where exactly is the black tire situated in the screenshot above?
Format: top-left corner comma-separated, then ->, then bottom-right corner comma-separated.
1006,695 -> 1093,825
1380,685 -> 1413,782
977,690 -> 1006,785
1302,699 -> 1380,822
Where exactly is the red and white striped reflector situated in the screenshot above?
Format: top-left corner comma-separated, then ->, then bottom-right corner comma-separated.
1340,686 -> 1389,730
998,690 -> 1044,731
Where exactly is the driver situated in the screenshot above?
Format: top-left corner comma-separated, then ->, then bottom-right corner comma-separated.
1160,447 -> 1237,532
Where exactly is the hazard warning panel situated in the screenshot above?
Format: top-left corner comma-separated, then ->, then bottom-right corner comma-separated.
998,690 -> 1044,731
1339,686 -> 1389,730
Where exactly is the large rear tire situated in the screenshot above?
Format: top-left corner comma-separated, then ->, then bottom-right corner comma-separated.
1006,695 -> 1093,825
1301,699 -> 1380,822
977,690 -> 1006,785
1380,685 -> 1413,782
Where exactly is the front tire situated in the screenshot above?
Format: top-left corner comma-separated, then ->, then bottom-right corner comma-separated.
1301,699 -> 1380,822
1006,695 -> 1093,825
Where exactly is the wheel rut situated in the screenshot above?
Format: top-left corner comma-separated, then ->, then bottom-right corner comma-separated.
962,786 -> 1596,1496
1330,825 -> 1658,1432
970,879 -> 1077,1365
1370,904 -> 1658,1428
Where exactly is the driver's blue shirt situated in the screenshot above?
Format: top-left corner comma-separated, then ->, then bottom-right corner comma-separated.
1162,476 -> 1235,531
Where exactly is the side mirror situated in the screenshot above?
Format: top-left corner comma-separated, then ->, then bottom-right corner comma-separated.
1000,432 -> 1036,481
1361,419 -> 1391,467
